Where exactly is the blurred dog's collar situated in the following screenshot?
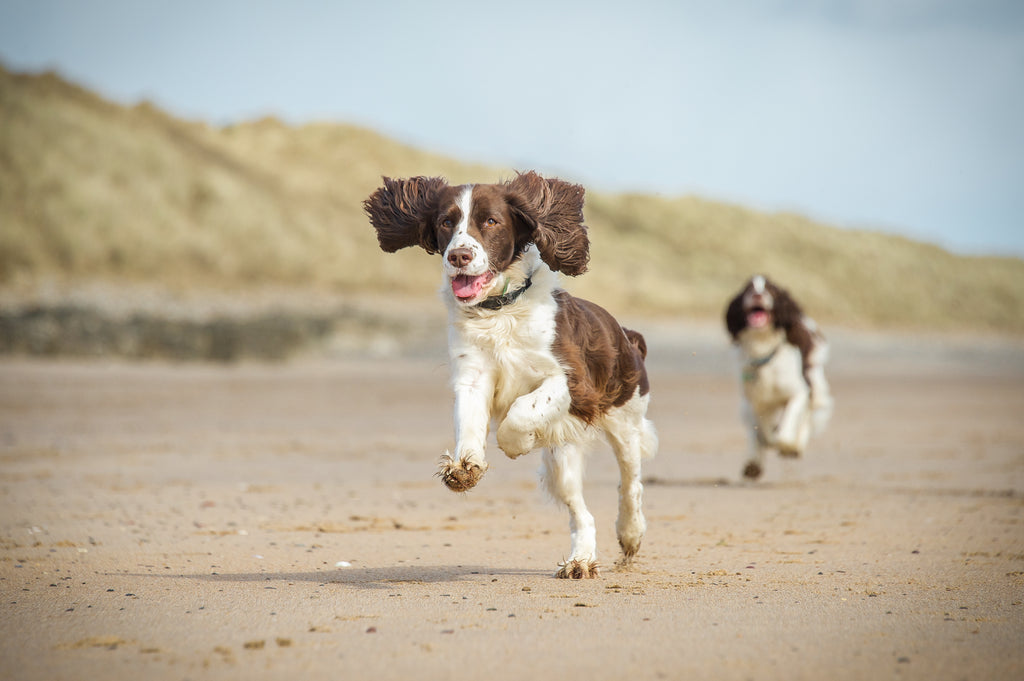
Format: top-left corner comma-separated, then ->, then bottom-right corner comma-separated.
748,342 -> 782,369
743,342 -> 782,382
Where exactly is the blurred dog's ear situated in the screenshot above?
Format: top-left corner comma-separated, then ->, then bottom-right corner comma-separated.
771,282 -> 816,364
364,176 -> 448,254
505,171 -> 590,276
771,282 -> 804,333
724,291 -> 747,339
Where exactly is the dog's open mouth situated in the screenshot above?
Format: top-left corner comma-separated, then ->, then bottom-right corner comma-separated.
451,272 -> 495,302
747,306 -> 771,328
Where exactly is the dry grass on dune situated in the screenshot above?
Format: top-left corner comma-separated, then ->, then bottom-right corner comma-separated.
580,194 -> 1024,332
1,64 -> 1023,333
0,66 -> 478,295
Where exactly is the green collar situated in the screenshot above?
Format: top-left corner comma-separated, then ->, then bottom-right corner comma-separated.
742,342 -> 782,383
747,342 -> 782,369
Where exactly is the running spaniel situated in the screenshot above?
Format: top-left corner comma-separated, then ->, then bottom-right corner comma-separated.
364,171 -> 657,578
725,275 -> 832,479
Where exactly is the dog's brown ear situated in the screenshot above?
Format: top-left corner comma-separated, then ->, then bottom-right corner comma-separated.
771,282 -> 804,332
506,171 -> 590,276
771,283 -> 813,355
724,292 -> 747,339
364,176 -> 447,254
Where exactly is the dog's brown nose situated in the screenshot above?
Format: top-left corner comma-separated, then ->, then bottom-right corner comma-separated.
447,248 -> 473,268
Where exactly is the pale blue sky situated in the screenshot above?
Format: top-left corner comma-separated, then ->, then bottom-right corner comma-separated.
1,0 -> 1022,256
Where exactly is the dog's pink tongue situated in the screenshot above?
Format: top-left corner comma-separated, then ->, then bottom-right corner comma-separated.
452,273 -> 490,300
748,310 -> 769,328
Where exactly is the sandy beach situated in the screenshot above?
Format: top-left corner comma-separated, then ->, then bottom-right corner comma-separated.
1,324 -> 1022,680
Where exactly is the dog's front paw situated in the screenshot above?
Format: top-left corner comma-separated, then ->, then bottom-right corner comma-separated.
742,461 -> 763,480
556,558 -> 600,579
437,452 -> 487,492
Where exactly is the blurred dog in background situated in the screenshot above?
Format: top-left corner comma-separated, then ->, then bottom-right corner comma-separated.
725,275 -> 832,479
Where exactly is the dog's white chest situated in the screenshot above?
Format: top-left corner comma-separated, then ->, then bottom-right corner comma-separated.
451,301 -> 563,412
742,344 -> 804,405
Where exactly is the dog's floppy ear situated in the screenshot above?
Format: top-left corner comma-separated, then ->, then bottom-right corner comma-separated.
505,171 -> 590,276
771,282 -> 804,333
724,291 -> 747,339
364,176 -> 447,254
771,283 -> 813,354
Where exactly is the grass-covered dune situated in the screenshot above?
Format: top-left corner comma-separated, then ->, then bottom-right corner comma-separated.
2,64 -> 1022,336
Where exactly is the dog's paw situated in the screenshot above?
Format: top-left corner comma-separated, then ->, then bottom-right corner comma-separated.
742,461 -> 763,480
616,515 -> 646,561
617,535 -> 643,562
555,558 -> 599,579
436,452 -> 487,492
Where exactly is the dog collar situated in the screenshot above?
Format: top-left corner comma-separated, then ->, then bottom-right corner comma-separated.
742,342 -> 782,383
748,343 -> 781,369
476,276 -> 533,310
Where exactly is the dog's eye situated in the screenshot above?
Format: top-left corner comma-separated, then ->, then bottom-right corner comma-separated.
441,218 -> 453,229
484,218 -> 498,227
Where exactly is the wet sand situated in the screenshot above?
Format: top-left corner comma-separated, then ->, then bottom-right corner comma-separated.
1,325 -> 1022,680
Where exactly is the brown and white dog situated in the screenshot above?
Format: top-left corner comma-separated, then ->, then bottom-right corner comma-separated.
725,275 -> 832,480
364,171 -> 657,578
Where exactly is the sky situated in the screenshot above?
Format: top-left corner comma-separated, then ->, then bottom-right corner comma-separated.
1,0 -> 1022,257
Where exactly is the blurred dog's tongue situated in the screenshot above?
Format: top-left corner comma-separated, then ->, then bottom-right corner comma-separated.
452,273 -> 492,300
748,310 -> 769,328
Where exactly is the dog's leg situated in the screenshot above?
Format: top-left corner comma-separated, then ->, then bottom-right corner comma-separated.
496,376 -> 571,459
787,409 -> 812,459
541,443 -> 598,578
438,363 -> 494,492
805,338 -> 831,408
603,393 -> 656,565
742,400 -> 769,480
774,388 -> 810,457
806,364 -> 831,409
806,366 -> 833,434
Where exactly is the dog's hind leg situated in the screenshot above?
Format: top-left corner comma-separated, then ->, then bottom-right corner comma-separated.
806,364 -> 833,435
774,388 -> 810,458
603,392 -> 656,565
541,443 -> 599,579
